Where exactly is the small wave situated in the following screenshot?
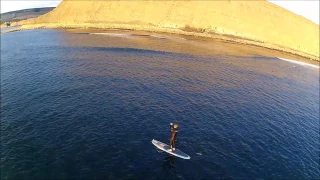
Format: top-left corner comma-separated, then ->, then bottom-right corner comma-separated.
196,152 -> 202,155
89,33 -> 187,41
150,35 -> 187,41
149,35 -> 167,39
277,57 -> 319,69
174,37 -> 187,41
90,33 -> 132,37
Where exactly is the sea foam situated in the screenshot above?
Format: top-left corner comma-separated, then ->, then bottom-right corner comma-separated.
277,57 -> 319,69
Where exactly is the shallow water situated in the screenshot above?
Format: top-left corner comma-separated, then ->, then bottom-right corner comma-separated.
1,29 -> 319,179
0,26 -> 21,33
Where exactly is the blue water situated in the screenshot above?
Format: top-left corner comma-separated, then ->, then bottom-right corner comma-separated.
1,30 -> 319,179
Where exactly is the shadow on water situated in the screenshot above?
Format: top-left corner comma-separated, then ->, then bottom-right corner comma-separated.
162,155 -> 177,169
161,155 -> 178,178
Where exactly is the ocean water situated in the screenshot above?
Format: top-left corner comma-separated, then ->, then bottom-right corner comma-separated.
1,30 -> 319,180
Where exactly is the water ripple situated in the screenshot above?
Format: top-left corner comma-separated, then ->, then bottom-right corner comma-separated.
1,30 -> 319,179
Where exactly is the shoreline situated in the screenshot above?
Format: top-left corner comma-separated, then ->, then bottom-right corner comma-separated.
1,22 -> 319,66
277,57 -> 319,69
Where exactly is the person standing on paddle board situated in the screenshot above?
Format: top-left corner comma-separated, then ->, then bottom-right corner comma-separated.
168,123 -> 178,151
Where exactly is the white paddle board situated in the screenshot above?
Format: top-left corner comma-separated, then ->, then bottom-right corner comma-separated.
152,139 -> 190,159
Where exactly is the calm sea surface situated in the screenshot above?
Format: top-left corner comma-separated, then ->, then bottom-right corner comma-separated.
1,30 -> 319,179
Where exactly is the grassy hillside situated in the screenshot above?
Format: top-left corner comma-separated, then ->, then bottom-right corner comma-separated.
0,7 -> 54,24
11,0 -> 320,60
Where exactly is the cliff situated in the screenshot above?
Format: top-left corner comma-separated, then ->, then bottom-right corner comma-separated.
17,0 -> 320,60
0,7 -> 54,23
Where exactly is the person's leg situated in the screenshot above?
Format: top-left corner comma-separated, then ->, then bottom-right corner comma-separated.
170,137 -> 174,149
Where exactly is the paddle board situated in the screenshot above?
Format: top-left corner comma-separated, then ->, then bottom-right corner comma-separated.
152,139 -> 190,159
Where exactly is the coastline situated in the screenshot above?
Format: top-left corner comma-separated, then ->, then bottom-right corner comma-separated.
277,57 -> 319,69
1,22 -> 319,67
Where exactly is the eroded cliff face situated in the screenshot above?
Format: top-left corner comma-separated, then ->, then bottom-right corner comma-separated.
28,0 -> 320,59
